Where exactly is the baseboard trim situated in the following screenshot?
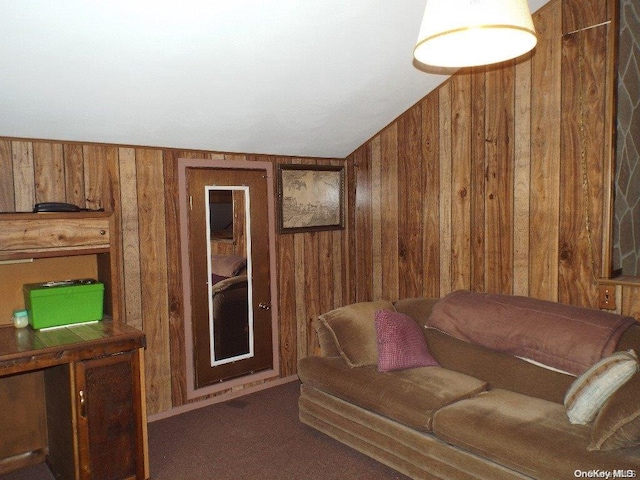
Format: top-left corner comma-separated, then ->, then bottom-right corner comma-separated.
147,374 -> 299,422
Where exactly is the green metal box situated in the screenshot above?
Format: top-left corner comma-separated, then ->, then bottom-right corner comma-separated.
23,279 -> 104,329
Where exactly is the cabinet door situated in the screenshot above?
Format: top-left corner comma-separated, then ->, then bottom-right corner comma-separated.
75,351 -> 146,480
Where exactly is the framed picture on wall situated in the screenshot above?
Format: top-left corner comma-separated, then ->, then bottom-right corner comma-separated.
277,164 -> 345,233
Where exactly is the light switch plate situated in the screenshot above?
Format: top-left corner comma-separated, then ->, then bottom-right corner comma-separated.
598,285 -> 616,310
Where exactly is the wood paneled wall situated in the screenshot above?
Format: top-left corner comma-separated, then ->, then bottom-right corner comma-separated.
0,142 -> 347,415
346,0 -> 640,320
2,0 -> 638,417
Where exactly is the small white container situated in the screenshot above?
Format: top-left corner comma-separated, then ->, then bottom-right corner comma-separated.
13,309 -> 29,329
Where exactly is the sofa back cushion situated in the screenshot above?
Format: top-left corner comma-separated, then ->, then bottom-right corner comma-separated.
394,296 -> 640,405
428,290 -> 636,375
392,297 -> 440,329
427,328 -> 575,404
315,300 -> 394,367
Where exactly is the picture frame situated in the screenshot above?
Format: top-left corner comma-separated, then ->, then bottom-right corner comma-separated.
277,164 -> 345,233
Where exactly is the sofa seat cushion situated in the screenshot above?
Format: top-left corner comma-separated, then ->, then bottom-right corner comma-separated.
432,389 -> 640,480
298,355 -> 487,432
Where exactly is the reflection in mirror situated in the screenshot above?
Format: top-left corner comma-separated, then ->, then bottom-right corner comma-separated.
613,0 -> 640,276
206,186 -> 254,365
209,190 -> 234,240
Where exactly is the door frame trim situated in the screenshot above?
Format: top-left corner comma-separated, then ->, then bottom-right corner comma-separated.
178,158 -> 280,399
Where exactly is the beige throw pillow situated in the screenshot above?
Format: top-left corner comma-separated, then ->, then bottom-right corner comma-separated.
564,350 -> 639,425
317,300 -> 395,367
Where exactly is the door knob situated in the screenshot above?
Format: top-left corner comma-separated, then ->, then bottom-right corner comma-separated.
259,302 -> 271,310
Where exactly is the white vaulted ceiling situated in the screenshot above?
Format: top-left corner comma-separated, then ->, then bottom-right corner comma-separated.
0,1 -> 549,158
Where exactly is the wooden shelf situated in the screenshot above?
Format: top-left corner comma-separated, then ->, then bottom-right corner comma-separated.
0,212 -> 111,261
599,276 -> 640,287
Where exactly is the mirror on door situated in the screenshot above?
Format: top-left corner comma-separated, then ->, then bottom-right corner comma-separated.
207,186 -> 253,364
183,165 -> 275,393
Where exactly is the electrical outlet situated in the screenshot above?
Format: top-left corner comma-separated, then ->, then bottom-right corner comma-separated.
598,285 -> 616,310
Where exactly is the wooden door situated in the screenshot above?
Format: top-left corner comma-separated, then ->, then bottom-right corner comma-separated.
74,351 -> 145,480
187,168 -> 274,388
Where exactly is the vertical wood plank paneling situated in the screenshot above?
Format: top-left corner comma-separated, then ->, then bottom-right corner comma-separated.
102,144 -> 124,321
136,148 -> 172,414
563,0 -> 608,34
513,57 -> 532,297
273,156 -> 298,368
118,148 -> 143,329
354,146 -> 372,302
484,62 -> 515,294
582,27 -> 608,285
316,167 -> 335,316
345,151 -> 356,301
0,140 -> 14,211
621,286 -> 640,321
370,136 -> 383,299
381,125 -> 400,300
529,1 -> 562,301
317,230 -> 334,315
421,95 -> 440,298
559,26 -> 608,307
330,157 -> 346,309
289,157 -> 310,359
346,154 -> 358,304
470,67 -> 487,293
332,226 -> 344,308
101,145 -> 120,213
513,54 -> 531,296
348,0 -> 621,312
82,145 -> 107,210
560,0 -> 610,303
33,142 -> 65,203
12,141 -> 35,212
450,73 -> 472,292
439,84 -> 453,296
62,144 -> 85,206
305,230 -> 320,355
162,150 -> 187,405
397,106 -> 423,298
294,228 -> 308,357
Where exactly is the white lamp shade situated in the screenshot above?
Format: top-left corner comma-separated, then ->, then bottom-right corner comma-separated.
413,0 -> 538,68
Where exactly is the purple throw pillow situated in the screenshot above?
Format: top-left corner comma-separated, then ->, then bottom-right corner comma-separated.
375,309 -> 440,372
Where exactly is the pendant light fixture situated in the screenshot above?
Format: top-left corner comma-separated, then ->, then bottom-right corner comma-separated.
413,0 -> 538,68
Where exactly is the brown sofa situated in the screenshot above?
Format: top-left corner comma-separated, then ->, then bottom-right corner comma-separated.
298,292 -> 640,480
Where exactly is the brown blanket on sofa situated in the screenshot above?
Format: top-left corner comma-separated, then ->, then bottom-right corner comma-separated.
427,290 -> 636,375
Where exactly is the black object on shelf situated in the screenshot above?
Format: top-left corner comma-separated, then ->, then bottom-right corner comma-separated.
33,202 -> 104,213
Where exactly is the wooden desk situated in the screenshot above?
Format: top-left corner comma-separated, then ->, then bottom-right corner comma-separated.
0,321 -> 148,480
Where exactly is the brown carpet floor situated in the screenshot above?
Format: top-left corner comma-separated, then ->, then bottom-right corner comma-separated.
1,380 -> 409,480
